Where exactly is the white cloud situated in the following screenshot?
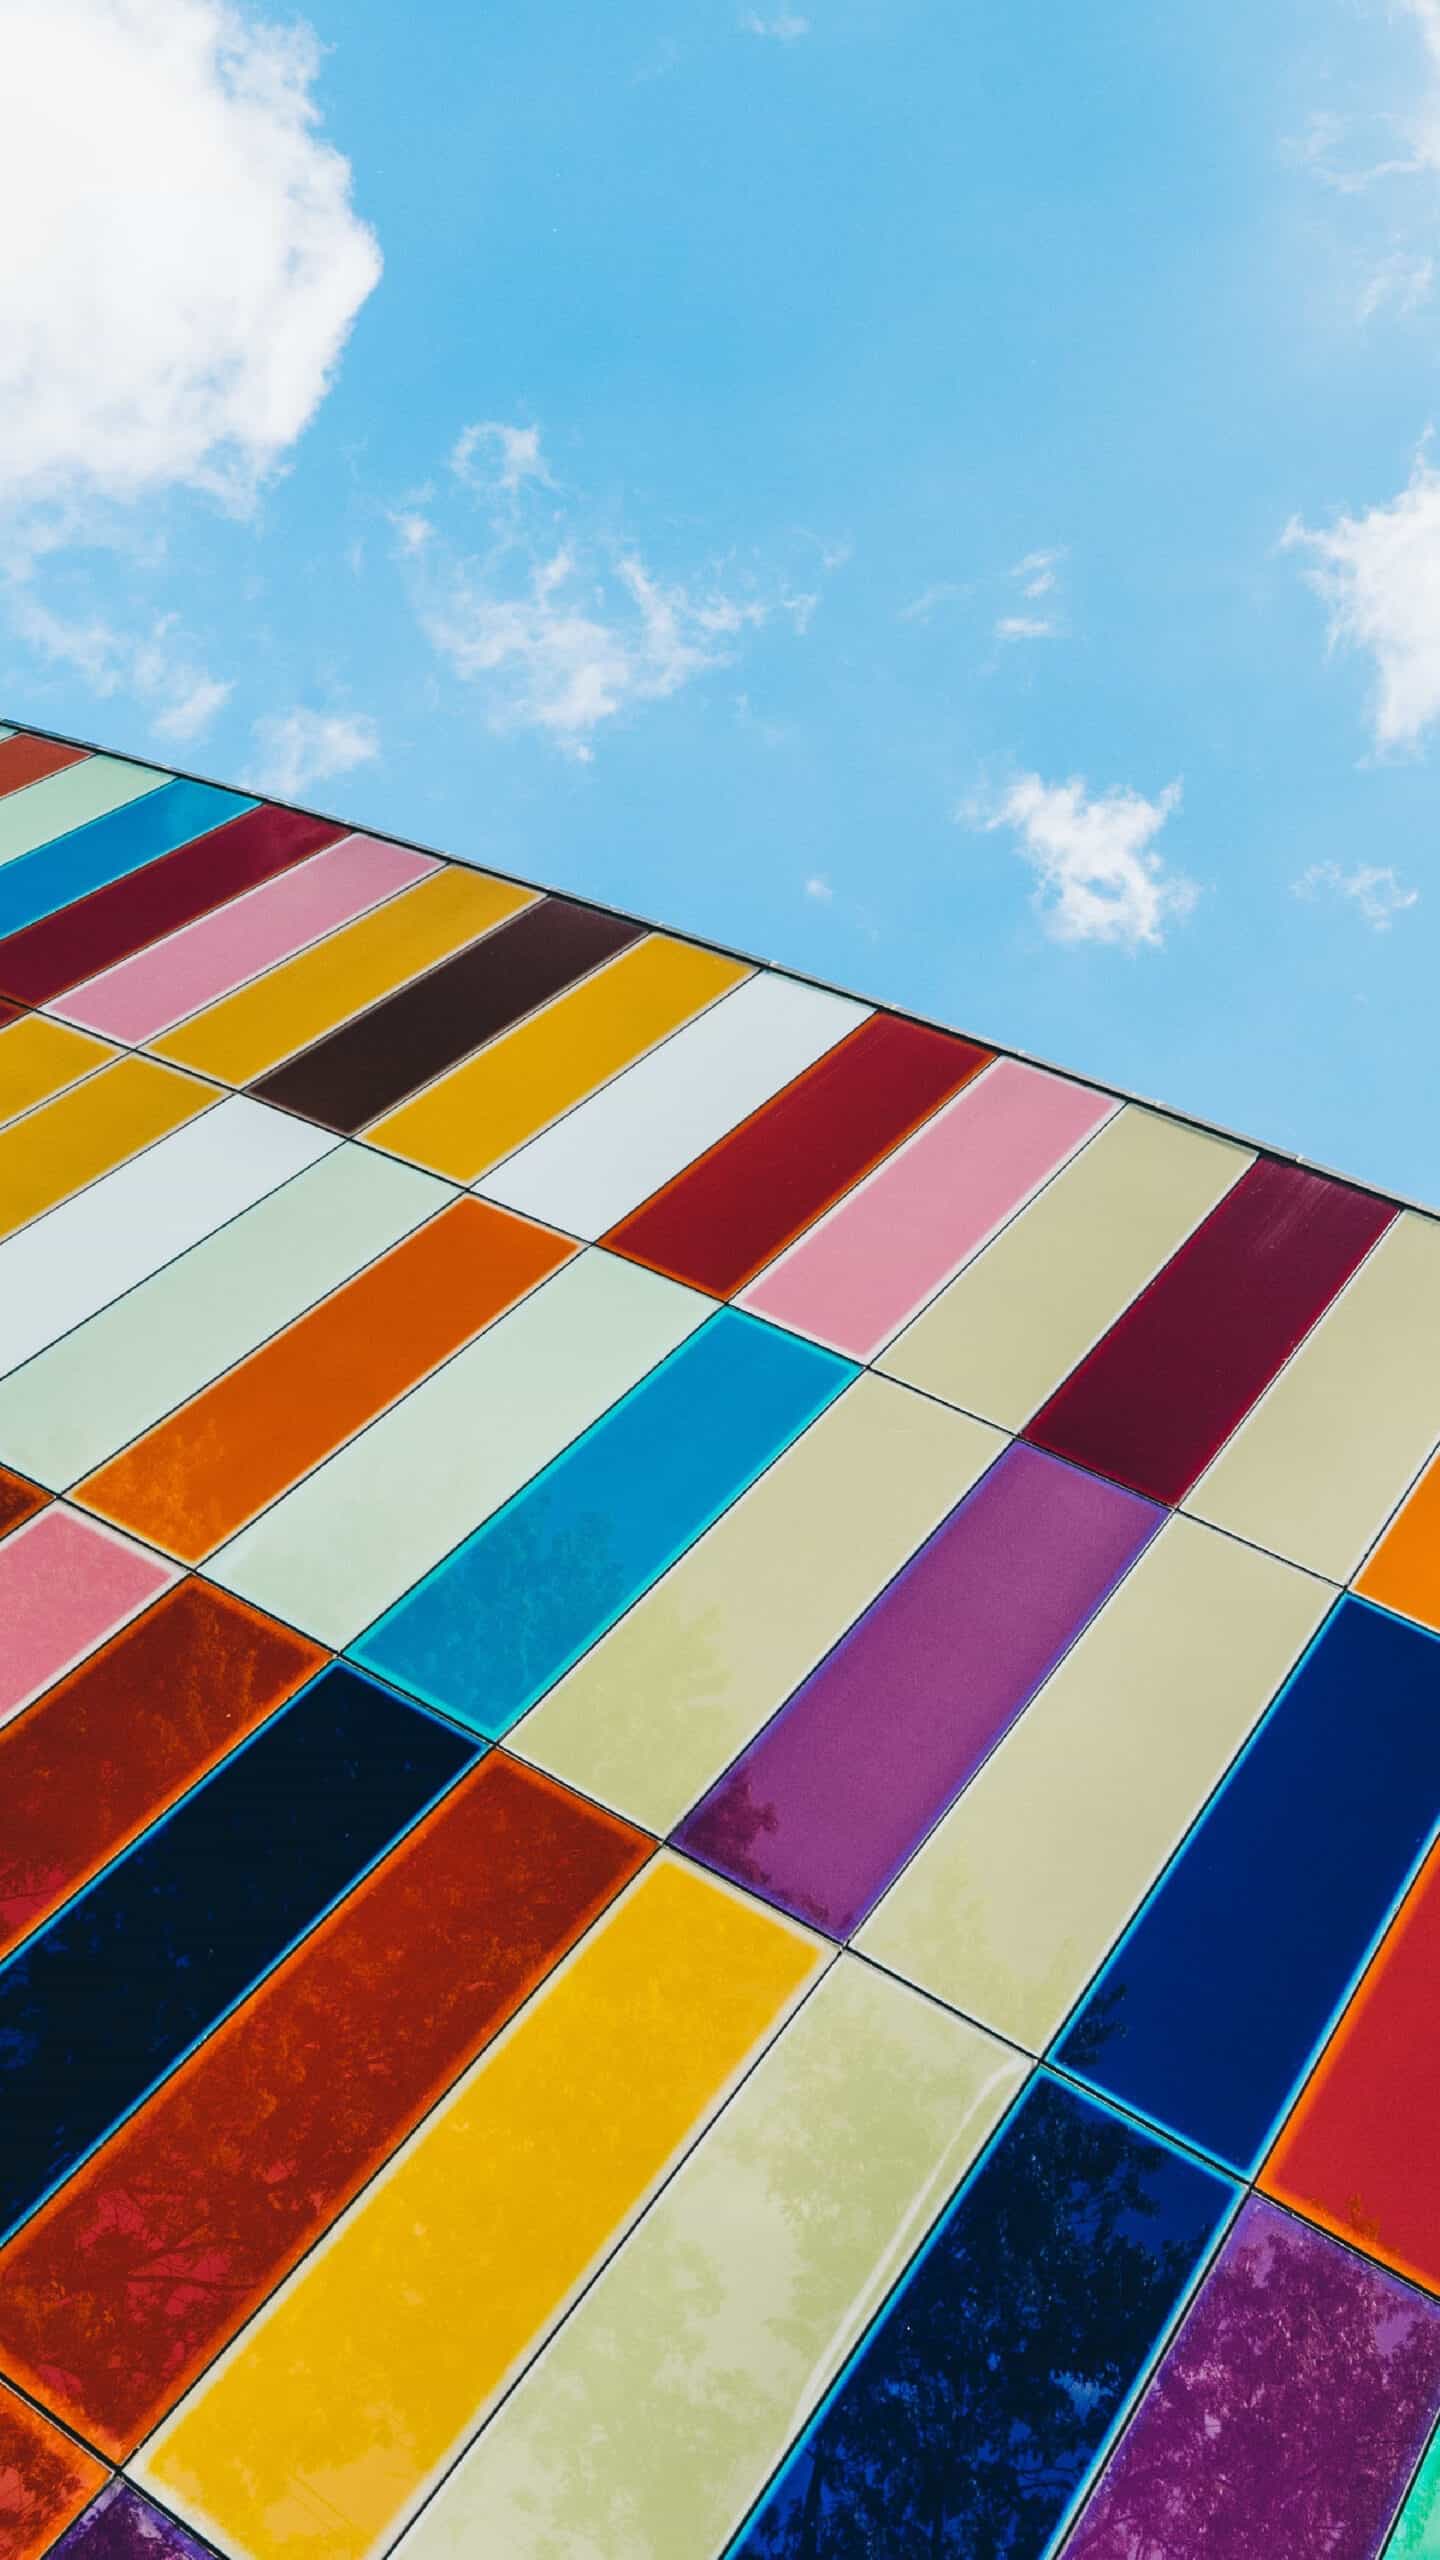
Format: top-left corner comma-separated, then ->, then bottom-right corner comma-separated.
1013,547 -> 1063,599
742,13 -> 810,38
388,510 -> 434,556
1284,445 -> 1440,749
451,422 -> 553,500
0,0 -> 380,516
993,546 -> 1066,641
12,597 -> 231,742
1293,859 -> 1419,927
251,707 -> 379,798
804,873 -> 833,901
995,614 -> 1058,642
898,581 -> 967,623
1358,249 -> 1435,319
976,771 -> 1197,949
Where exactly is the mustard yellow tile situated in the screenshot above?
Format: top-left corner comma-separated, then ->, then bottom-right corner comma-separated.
150,867 -> 535,1088
0,1053 -> 217,1241
370,933 -> 751,1181
137,1855 -> 822,2560
0,1014 -> 115,1130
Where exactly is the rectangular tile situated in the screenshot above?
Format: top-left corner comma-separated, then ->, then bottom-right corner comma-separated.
0,1755 -> 647,2458
607,1012 -> 990,1297
0,754 -> 166,868
878,1107 -> 1253,1430
0,1145 -> 449,1488
368,931 -> 751,1180
1389,2434 -> 1440,2556
856,1514 -> 1330,2050
0,733 -> 88,796
42,2486 -> 214,2560
1054,1596 -> 1440,2171
52,836 -> 438,1043
0,805 -> 342,1008
401,1958 -> 1024,2560
0,1014 -> 114,1130
1063,2199 -> 1440,2560
253,896 -> 645,1133
354,1309 -> 853,1735
0,1094 -> 335,1385
0,1582 -> 324,1959
152,865 -> 535,1086
0,778 -> 252,938
0,2379 -> 106,2560
741,1058 -> 1116,1358
515,1372 -> 1002,1835
0,1507 -> 179,1726
676,1442 -> 1160,1938
1356,1439 -> 1440,1637
479,971 -> 869,1238
1261,1833 -> 1440,2296
1026,1157 -> 1395,1504
726,2074 -> 1233,2560
206,1248 -> 707,1646
0,1464 -> 47,1542
134,1856 -> 822,2560
0,1054 -> 218,1247
0,1663 -> 475,2245
79,1198 -> 574,1561
1187,1210 -> 1440,1579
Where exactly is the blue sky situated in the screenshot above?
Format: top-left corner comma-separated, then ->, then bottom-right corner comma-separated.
5,0 -> 1440,1198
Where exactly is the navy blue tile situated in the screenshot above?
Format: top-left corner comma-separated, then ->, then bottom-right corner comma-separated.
0,1662 -> 475,2241
1055,1596 -> 1440,2172
727,2073 -> 1233,2560
0,779 -> 253,938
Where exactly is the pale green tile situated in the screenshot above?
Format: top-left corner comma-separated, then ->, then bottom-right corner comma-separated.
0,754 -> 167,866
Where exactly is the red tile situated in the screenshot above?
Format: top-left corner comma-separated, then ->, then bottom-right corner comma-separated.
0,738 -> 89,800
0,1754 -> 649,2457
1025,1158 -> 1394,1504
0,1582 -> 324,1962
606,1013 -> 991,1297
0,2379 -> 105,2560
0,1470 -> 47,1547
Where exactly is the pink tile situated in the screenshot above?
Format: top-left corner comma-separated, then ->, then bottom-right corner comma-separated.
0,1506 -> 180,1726
740,1057 -> 1117,1359
51,837 -> 439,1044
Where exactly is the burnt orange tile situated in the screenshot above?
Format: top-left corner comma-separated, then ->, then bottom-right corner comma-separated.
0,2378 -> 105,2560
0,1469 -> 46,1545
0,736 -> 88,800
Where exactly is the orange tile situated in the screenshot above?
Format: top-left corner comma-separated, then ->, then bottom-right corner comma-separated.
78,1199 -> 573,1562
0,2377 -> 105,2560
1356,1450 -> 1440,1634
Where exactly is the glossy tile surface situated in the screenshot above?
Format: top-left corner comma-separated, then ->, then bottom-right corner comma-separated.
0,1756 -> 647,2458
44,2484 -> 215,2560
0,1014 -> 114,1129
396,1958 -> 1026,2560
0,1464 -> 46,1542
1357,1442 -> 1440,1634
676,1442 -> 1160,1936
0,2379 -> 105,2560
728,2073 -> 1233,2560
0,1054 -> 217,1244
0,1509 -> 179,1727
0,754 -> 165,867
0,733 -> 87,796
1390,2436 -> 1440,2557
1061,2198 -> 1440,2560
1056,1597 -> 1440,2171
136,1857 -> 821,2560
0,778 -> 252,939
354,1309 -> 852,1733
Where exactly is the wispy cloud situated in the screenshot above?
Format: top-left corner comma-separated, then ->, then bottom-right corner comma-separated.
1284,443 -> 1440,749
994,546 -> 1066,641
898,581 -> 967,624
803,873 -> 833,901
741,13 -> 811,39
972,770 -> 1196,949
251,707 -> 379,800
1293,860 -> 1419,927
10,596 -> 231,742
451,422 -> 553,501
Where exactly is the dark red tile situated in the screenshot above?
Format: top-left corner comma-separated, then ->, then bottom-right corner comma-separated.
1026,1156 -> 1395,1504
0,2378 -> 105,2560
606,1013 -> 991,1297
0,737 -> 89,800
0,1467 -> 47,1545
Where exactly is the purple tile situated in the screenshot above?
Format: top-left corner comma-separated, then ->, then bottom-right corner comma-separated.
1062,2198 -> 1440,2560
47,2482 -> 214,2560
673,1441 -> 1160,1936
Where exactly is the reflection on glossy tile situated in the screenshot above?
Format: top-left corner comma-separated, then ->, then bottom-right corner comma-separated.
729,2073 -> 1233,2560
79,1198 -> 573,1561
1062,2199 -> 1440,2560
1027,1157 -> 1394,1503
1262,1834 -> 1440,2296
608,1013 -> 989,1297
516,1372 -> 1001,1835
1056,1598 -> 1440,2173
676,1442 -> 1160,1938
857,1516 -> 1330,2050
0,1664 -> 474,2244
354,1309 -> 852,1735
0,1464 -> 46,1543
0,1016 -> 114,1131
0,1055 -> 218,1245
136,1856 -> 822,2560
0,2377 -> 105,2560
43,2482 -> 214,2560
0,1756 -> 647,2458
0,1508 -> 179,1729
1389,2433 -> 1440,2557
0,1581 -> 324,1961
397,1958 -> 1026,2560
0,779 -> 251,940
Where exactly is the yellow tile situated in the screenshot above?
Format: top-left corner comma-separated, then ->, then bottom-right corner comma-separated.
150,867 -> 535,1088
370,934 -> 751,1180
0,1053 -> 216,1241
138,1855 -> 822,2560
0,1014 -> 115,1130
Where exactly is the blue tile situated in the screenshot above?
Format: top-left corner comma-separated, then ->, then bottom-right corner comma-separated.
1054,1595 -> 1440,2172
0,778 -> 253,936
352,1308 -> 855,1736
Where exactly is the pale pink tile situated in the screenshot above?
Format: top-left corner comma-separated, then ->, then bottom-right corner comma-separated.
0,1506 -> 180,1725
52,837 -> 439,1044
741,1058 -> 1118,1359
